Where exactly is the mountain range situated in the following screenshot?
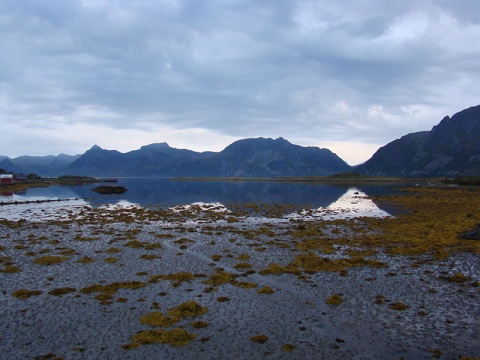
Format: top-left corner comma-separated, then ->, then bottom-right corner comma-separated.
0,154 -> 81,177
0,137 -> 351,177
1,104 -> 479,178
355,104 -> 480,177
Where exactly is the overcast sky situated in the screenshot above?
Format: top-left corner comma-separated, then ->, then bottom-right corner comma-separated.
1,0 -> 479,165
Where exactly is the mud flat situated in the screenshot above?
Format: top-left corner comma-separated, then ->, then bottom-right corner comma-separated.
0,187 -> 479,359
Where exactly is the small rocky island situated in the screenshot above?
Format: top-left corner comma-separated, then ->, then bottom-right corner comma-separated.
91,185 -> 127,194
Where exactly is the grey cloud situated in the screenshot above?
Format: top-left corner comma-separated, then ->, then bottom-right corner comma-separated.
0,0 -> 479,161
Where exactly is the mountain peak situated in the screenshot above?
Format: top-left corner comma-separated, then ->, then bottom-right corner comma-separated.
217,137 -> 350,177
356,104 -> 480,177
89,144 -> 103,151
140,142 -> 170,150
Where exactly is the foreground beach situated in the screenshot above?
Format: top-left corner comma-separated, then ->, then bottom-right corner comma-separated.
1,186 -> 479,359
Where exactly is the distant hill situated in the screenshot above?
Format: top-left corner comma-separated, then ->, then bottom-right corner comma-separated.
355,105 -> 480,177
0,158 -> 21,174
0,154 -> 80,176
214,137 -> 349,177
67,138 -> 351,177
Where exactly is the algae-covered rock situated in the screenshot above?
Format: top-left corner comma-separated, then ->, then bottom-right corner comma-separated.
48,287 -> 76,296
92,186 -> 127,194
33,255 -> 67,265
140,312 -> 180,327
389,302 -> 410,311
257,286 -> 275,295
167,300 -> 208,318
131,328 -> 196,346
250,334 -> 269,344
326,294 -> 343,305
12,289 -> 43,299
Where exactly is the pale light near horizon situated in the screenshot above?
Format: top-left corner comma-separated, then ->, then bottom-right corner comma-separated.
1,1 -> 479,163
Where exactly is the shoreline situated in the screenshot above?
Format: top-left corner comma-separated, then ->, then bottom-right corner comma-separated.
0,186 -> 479,358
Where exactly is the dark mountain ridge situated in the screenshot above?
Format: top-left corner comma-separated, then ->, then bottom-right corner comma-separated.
1,138 -> 351,177
217,137 -> 349,177
0,153 -> 81,176
355,105 -> 480,177
66,137 -> 351,177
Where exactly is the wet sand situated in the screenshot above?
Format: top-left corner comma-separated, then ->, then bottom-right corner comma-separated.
0,190 -> 479,359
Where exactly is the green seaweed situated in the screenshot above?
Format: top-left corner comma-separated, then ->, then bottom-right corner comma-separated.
48,287 -> 76,296
131,328 -> 197,346
190,321 -> 208,329
77,256 -> 95,263
33,255 -> 67,265
167,301 -> 208,318
1,265 -> 21,273
326,294 -> 343,305
12,289 -> 43,299
282,344 -> 296,352
250,334 -> 269,344
389,302 -> 410,310
140,312 -> 180,327
257,286 -> 275,295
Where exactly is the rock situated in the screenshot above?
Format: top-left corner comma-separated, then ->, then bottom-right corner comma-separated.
91,185 -> 127,195
459,225 -> 480,240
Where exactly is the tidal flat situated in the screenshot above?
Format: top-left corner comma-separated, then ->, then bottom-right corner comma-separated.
1,187 -> 479,359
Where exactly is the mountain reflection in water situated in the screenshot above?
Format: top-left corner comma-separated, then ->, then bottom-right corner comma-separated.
0,178 -> 402,221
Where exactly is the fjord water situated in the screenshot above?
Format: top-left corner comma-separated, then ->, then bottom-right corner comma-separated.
0,178 -> 402,220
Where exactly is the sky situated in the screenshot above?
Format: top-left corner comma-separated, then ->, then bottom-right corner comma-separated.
1,0 -> 479,165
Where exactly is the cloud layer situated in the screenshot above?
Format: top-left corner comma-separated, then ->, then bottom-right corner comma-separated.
1,0 -> 479,164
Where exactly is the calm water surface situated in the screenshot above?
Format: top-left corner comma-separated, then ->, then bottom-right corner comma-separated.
0,178 -> 404,221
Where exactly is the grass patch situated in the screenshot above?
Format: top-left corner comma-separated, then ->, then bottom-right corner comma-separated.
236,253 -> 251,261
48,287 -> 76,296
389,302 -> 410,311
260,252 -> 386,277
12,289 -> 43,299
74,236 -> 99,242
326,294 -> 343,305
80,281 -> 148,296
282,344 -> 296,351
257,286 -> 275,295
448,272 -> 470,283
124,240 -> 162,250
153,272 -> 195,283
122,343 -> 140,350
77,256 -> 95,263
57,249 -> 76,256
190,321 -> 208,329
167,301 -> 208,318
202,271 -> 235,286
140,312 -> 180,327
140,254 -> 160,260
1,265 -> 21,273
234,262 -> 253,270
33,255 -> 67,265
131,328 -> 197,346
250,334 -> 269,344
233,281 -> 257,289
